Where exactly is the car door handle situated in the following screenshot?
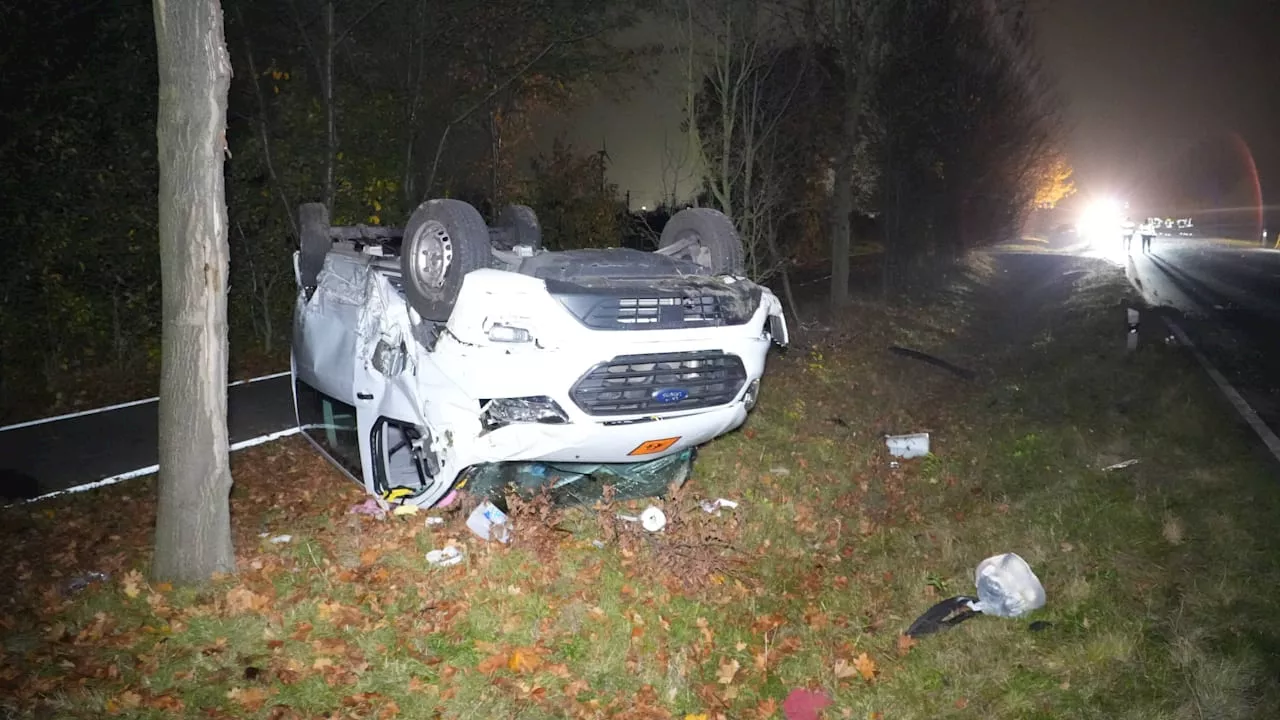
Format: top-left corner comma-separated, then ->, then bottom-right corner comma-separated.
357,392 -> 373,400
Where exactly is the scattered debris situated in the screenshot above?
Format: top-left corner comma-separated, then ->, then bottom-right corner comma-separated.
466,501 -> 511,543
905,595 -> 980,637
889,461 -> 900,469
971,552 -> 1046,618
63,571 -> 110,596
770,467 -> 791,476
782,688 -> 832,720
268,534 -> 292,544
1102,459 -> 1140,472
425,546 -> 464,567
700,498 -> 739,515
618,505 -> 667,533
888,345 -> 976,380
906,552 -> 1046,637
886,432 -> 930,459
425,516 -> 445,526
1127,308 -> 1140,352
825,416 -> 850,428
348,498 -> 388,519
392,503 -> 419,516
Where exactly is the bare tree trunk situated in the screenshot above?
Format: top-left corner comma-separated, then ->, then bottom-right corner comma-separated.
236,6 -> 299,239
151,0 -> 235,584
323,0 -> 336,214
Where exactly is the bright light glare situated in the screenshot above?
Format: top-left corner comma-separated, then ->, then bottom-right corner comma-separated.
1077,197 -> 1124,240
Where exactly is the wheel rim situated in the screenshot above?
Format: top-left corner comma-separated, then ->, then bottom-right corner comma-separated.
411,220 -> 454,289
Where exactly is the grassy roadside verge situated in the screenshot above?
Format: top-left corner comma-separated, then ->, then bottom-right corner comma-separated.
2,254 -> 1278,719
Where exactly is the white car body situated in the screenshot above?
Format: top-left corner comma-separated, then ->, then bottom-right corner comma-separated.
291,234 -> 788,508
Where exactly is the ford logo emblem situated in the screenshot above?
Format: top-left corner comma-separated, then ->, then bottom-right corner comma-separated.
652,388 -> 689,404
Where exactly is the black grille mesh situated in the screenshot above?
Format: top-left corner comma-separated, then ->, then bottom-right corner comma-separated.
570,350 -> 747,416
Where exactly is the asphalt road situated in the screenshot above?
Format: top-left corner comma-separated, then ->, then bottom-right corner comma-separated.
0,374 -> 296,499
1121,237 -> 1280,442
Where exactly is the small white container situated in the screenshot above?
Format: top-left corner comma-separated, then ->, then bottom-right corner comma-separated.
885,432 -> 930,459
466,501 -> 511,543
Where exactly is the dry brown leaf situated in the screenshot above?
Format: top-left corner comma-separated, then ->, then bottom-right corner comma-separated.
854,652 -> 877,682
477,652 -> 508,674
896,633 -> 918,656
312,657 -> 334,670
121,570 -> 143,599
716,657 -> 740,685
833,658 -> 858,679
112,690 -> 142,712
226,586 -> 269,615
227,686 -> 271,711
508,648 -> 543,674
755,697 -> 778,718
954,697 -> 969,709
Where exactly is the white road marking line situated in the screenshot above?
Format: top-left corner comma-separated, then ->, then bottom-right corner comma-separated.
1163,316 -> 1280,463
0,370 -> 291,432
4,426 -> 301,507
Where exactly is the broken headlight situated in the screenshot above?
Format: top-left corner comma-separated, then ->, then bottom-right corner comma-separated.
481,396 -> 570,431
742,378 -> 761,411
487,323 -> 534,343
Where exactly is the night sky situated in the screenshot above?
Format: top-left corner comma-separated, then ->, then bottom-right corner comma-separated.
550,0 -> 1280,214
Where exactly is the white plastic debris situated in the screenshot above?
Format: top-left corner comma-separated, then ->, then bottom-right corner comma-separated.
968,552 -> 1046,618
700,498 -> 740,515
1102,459 -> 1140,472
466,501 -> 511,543
618,505 -> 668,532
770,467 -> 791,476
886,433 -> 930,459
640,506 -> 667,532
425,516 -> 445,526
269,535 -> 293,544
425,546 -> 464,567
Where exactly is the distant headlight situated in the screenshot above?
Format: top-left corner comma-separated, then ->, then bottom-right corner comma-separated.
481,396 -> 569,431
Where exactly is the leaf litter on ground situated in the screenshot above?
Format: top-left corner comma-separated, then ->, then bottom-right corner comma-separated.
3,256 -> 1280,718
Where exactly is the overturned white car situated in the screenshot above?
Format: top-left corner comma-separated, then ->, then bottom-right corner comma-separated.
290,199 -> 788,508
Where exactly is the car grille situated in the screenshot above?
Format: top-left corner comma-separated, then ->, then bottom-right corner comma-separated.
584,294 -> 727,328
570,350 -> 748,416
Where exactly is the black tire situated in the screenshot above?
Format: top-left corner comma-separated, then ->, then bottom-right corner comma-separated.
400,199 -> 491,321
298,202 -> 330,287
496,203 -> 542,250
659,207 -> 745,275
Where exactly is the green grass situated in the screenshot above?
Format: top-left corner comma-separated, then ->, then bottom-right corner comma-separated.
3,257 -> 1279,719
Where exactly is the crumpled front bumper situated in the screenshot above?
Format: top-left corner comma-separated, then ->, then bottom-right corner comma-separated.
341,267 -> 787,507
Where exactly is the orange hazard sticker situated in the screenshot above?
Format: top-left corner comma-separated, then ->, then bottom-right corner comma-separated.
628,437 -> 681,456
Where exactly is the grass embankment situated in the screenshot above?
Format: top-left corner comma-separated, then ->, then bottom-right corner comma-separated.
2,254 -> 1278,719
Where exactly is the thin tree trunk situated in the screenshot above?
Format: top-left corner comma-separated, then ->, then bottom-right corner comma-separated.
323,0 -> 336,214
151,0 -> 235,584
236,6 -> 299,239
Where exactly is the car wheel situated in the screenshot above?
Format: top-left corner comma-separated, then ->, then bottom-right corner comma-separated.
496,203 -> 542,250
400,199 -> 491,321
298,202 -> 330,288
659,207 -> 745,275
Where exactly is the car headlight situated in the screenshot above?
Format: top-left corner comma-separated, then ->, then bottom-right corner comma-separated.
481,396 -> 569,431
487,323 -> 534,343
742,378 -> 761,411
